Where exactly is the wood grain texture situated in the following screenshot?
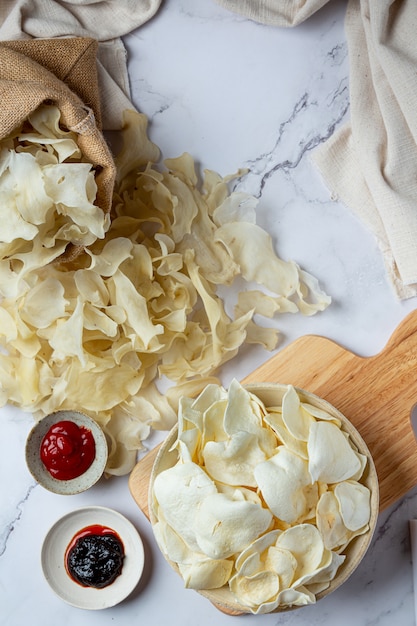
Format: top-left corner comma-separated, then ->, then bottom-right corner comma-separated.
129,309 -> 417,516
129,445 -> 159,520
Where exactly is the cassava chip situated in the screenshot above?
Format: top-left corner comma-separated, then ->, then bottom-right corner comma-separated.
194,492 -> 272,559
275,586 -> 315,609
254,448 -> 317,524
316,491 -> 354,550
282,384 -> 315,441
334,480 -> 371,532
308,421 -> 365,483
154,517 -> 233,590
230,569 -> 279,608
178,557 -> 233,590
152,519 -> 191,564
307,550 -> 346,590
276,524 -> 325,582
152,462 -> 217,552
265,546 -> 298,589
203,431 -> 269,487
264,409 -> 308,459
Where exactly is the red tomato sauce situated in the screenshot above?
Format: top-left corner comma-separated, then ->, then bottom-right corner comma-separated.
40,420 -> 96,480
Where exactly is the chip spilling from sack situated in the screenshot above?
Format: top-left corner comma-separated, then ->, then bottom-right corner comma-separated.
150,380 -> 377,614
0,103 -> 110,295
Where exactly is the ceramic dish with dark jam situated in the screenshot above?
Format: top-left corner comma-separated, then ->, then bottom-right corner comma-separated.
41,506 -> 145,609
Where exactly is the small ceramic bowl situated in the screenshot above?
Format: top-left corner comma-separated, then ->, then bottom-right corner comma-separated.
149,383 -> 379,616
41,506 -> 145,609
25,410 -> 108,495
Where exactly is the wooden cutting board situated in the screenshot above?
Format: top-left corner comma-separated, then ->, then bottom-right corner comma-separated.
129,308 -> 417,518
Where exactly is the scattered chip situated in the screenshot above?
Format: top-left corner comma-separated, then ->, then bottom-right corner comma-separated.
0,107 -> 331,476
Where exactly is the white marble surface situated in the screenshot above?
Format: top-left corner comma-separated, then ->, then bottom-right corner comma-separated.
2,0 -> 417,624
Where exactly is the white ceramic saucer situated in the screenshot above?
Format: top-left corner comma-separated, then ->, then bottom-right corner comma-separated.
41,506 -> 145,609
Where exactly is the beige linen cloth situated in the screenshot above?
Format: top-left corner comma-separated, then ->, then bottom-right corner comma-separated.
0,0 -> 162,131
215,0 -> 417,299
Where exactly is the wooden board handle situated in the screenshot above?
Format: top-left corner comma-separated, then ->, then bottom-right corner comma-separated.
129,446 -> 159,520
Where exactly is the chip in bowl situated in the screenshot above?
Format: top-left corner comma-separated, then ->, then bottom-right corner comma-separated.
149,380 -> 378,615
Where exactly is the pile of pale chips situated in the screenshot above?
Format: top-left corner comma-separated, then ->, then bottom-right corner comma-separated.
151,380 -> 372,614
0,105 -> 331,475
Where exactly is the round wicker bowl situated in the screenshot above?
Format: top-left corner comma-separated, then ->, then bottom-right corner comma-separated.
149,383 -> 379,616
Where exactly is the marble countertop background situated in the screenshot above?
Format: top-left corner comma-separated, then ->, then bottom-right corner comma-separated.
2,1 -> 417,624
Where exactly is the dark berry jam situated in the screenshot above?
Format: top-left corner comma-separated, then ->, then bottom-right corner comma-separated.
65,524 -> 124,588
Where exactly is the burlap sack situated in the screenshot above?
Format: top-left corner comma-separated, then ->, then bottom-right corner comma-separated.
0,37 -> 116,260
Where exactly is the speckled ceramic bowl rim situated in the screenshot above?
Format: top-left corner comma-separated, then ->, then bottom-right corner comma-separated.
25,410 -> 108,495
